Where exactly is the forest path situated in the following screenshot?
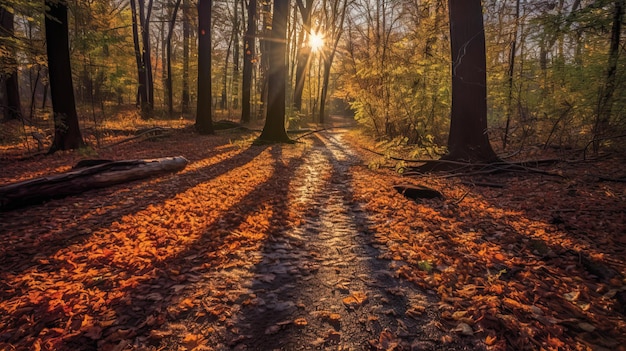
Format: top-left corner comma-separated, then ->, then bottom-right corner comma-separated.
2,118 -> 625,350
152,128 -> 479,350
0,121 -> 484,351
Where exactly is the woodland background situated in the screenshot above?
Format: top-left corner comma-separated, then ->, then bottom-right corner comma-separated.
0,0 -> 625,155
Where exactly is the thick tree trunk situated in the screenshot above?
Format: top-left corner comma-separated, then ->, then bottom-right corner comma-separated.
0,157 -> 188,211
241,0 -> 256,123
196,0 -> 214,134
259,0 -> 291,142
444,0 -> 497,162
45,0 -> 85,153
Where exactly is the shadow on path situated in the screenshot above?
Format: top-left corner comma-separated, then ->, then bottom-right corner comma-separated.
229,131 -> 483,350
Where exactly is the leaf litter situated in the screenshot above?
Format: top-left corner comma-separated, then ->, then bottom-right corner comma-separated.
0,126 -> 624,350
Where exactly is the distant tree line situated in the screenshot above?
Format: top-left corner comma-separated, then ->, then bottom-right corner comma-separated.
1,0 -> 622,154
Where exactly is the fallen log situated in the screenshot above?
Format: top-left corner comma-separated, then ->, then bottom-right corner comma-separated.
0,156 -> 188,211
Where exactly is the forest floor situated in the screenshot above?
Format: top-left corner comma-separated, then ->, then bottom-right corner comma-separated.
0,115 -> 625,351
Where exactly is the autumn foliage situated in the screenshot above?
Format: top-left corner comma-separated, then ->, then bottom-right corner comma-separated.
0,126 -> 625,350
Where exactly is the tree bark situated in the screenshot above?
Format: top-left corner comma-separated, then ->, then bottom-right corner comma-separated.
232,0 -> 240,109
444,0 -> 497,162
166,0 -> 182,116
45,0 -> 85,153
593,0 -> 624,153
319,0 -> 348,124
293,0 -> 314,112
181,0 -> 191,113
195,0 -> 214,134
0,157 -> 188,211
259,0 -> 291,142
130,0 -> 147,109
0,7 -> 22,121
139,0 -> 155,116
502,0 -> 520,151
241,0 -> 256,123
221,33 -> 233,110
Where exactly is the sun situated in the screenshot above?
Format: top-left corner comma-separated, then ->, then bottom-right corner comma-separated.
309,32 -> 324,52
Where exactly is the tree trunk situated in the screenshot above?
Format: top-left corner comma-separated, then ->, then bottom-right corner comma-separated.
221,34 -> 232,110
258,0 -> 272,121
0,157 -> 188,211
444,0 -> 497,162
593,0 -> 624,153
166,0 -> 182,116
241,0 -> 256,123
232,0 -> 240,109
160,3 -> 167,109
45,0 -> 85,153
195,0 -> 214,134
181,0 -> 191,113
0,7 -> 22,121
130,0 -> 147,109
318,0 -> 348,124
259,0 -> 291,142
139,0 -> 155,116
502,0 -> 520,151
293,0 -> 314,112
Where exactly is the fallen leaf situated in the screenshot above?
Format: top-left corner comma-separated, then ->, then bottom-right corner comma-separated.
294,317 -> 308,326
564,291 -> 580,302
453,322 -> 473,336
485,335 -> 497,346
343,291 -> 368,308
578,322 -> 596,332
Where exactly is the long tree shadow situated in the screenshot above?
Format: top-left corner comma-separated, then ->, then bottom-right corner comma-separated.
228,132 -> 483,350
40,144 -> 309,350
0,144 -> 269,278
393,174 -> 626,349
0,146 -> 280,350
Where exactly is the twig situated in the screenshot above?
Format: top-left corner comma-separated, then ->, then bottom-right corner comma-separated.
359,146 -> 472,165
492,163 -> 564,177
498,149 -> 521,159
460,181 -> 505,188
361,144 -> 564,177
102,127 -> 172,149
436,168 -> 501,178
454,189 -> 471,204
598,175 -> 626,183
583,134 -> 626,160
293,128 -> 327,140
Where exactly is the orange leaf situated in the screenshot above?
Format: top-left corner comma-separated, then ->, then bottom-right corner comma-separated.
485,335 -> 497,346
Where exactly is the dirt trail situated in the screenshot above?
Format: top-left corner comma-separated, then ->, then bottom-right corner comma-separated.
0,123 -> 486,351
2,117 -> 626,350
153,129 -> 481,350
